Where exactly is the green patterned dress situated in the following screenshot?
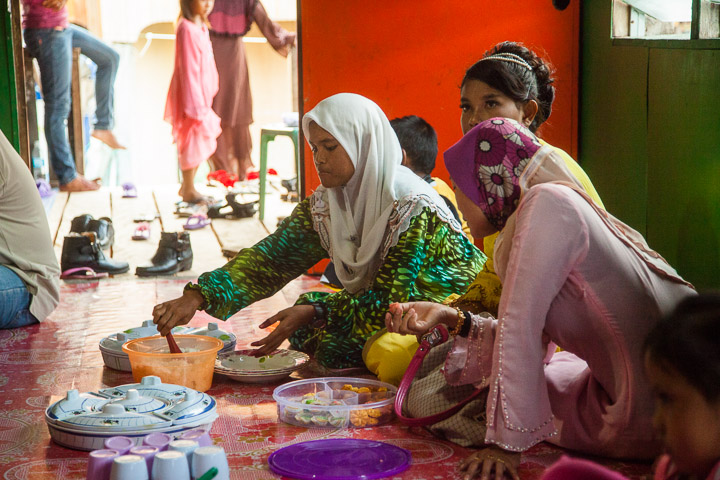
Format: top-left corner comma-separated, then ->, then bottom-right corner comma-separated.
186,197 -> 485,368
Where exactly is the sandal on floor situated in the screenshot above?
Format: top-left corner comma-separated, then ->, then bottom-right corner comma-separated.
122,182 -> 137,198
60,267 -> 109,280
226,193 -> 258,218
133,213 -> 159,223
175,202 -> 200,217
132,222 -> 151,240
183,213 -> 210,230
207,170 -> 239,188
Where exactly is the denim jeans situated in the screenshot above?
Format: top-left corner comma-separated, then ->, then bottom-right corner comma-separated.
0,266 -> 39,329
24,25 -> 120,185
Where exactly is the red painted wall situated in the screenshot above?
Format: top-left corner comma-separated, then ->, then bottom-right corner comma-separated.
300,0 -> 580,195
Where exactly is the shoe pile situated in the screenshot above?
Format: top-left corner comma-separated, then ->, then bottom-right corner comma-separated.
207,170 -> 239,188
60,214 -> 129,278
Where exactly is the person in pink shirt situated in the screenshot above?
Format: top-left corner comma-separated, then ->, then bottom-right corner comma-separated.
386,118 -> 695,479
540,293 -> 720,480
165,0 -> 221,204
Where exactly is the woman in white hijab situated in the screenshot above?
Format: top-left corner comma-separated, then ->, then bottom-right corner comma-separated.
152,93 -> 484,369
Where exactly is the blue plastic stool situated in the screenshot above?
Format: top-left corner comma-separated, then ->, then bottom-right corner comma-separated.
258,125 -> 300,221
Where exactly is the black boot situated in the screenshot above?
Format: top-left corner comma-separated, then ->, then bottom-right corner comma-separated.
86,217 -> 114,250
60,233 -> 129,274
69,215 -> 114,250
70,214 -> 93,234
135,232 -> 193,277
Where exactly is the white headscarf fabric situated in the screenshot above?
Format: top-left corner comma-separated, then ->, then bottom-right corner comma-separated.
302,93 -> 461,294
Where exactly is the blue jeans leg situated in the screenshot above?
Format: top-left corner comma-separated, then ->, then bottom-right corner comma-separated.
0,266 -> 39,329
69,25 -> 119,130
24,27 -> 77,185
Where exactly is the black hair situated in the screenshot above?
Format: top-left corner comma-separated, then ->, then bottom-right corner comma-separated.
644,293 -> 720,402
462,41 -> 556,133
389,115 -> 438,175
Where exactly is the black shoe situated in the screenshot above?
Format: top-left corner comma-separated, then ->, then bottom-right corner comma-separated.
70,214 -> 93,234
281,177 -> 297,192
86,217 -> 114,250
135,232 -> 193,277
60,233 -> 129,275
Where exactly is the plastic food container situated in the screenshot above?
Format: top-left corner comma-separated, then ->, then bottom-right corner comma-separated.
99,321 -> 234,372
122,335 -> 223,392
44,376 -> 217,451
273,377 -> 397,428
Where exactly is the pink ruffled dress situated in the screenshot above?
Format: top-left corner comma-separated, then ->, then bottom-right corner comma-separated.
164,18 -> 222,171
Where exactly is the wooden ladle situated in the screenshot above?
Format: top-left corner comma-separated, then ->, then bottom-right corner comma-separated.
165,332 -> 183,354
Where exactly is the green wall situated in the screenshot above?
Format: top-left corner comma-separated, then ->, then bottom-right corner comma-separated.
580,3 -> 720,289
0,3 -> 19,150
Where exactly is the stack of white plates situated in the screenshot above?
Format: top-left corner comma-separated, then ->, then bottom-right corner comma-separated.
214,349 -> 309,383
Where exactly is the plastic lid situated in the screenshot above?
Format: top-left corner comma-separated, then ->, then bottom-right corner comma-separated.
268,439 -> 411,480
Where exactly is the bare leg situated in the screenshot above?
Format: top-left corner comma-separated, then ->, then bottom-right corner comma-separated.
181,167 -> 209,204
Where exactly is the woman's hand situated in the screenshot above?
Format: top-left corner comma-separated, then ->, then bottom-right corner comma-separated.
250,305 -> 314,356
385,301 -> 456,336
458,446 -> 521,480
42,0 -> 67,10
152,289 -> 205,335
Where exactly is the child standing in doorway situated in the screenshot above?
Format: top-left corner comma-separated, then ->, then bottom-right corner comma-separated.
165,0 -> 221,204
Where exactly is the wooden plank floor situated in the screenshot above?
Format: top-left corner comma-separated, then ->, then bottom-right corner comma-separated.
48,182 -> 297,278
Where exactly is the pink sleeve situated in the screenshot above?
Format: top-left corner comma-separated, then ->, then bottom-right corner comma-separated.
485,185 -> 590,451
177,23 -> 207,120
444,313 -> 496,387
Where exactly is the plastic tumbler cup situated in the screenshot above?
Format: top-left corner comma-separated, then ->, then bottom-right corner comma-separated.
86,449 -> 120,480
129,445 -> 158,474
179,428 -> 213,447
151,450 -> 191,480
104,436 -> 135,455
169,439 -> 199,471
143,432 -> 173,451
109,454 -> 149,480
191,446 -> 229,480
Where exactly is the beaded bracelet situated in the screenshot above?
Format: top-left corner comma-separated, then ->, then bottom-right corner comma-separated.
449,307 -> 466,336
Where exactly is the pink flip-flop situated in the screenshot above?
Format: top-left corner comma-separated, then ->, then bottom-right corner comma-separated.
132,222 -> 151,240
60,267 -> 109,280
183,213 -> 210,230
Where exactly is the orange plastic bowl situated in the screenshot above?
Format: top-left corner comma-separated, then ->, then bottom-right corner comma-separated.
122,335 -> 224,392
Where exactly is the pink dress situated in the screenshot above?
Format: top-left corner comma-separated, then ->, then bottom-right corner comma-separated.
447,183 -> 695,459
165,18 -> 222,171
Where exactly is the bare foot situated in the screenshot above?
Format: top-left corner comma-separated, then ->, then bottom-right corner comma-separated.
91,130 -> 126,150
59,175 -> 101,192
182,191 -> 211,205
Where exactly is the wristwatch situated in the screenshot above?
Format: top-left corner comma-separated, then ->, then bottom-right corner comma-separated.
309,302 -> 329,329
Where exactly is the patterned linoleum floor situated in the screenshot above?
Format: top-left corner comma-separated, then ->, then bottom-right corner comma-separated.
0,277 -> 653,479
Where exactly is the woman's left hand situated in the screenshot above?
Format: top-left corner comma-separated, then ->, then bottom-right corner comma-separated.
458,446 -> 521,480
250,305 -> 314,356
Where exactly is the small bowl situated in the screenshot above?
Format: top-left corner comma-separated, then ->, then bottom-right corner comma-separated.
122,335 -> 223,392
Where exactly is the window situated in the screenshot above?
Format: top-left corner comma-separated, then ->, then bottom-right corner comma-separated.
613,0 -> 720,40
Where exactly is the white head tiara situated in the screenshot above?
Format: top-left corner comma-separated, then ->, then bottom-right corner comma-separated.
479,53 -> 532,71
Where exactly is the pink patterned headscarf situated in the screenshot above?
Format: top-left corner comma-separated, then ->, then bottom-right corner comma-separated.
444,117 -> 541,230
